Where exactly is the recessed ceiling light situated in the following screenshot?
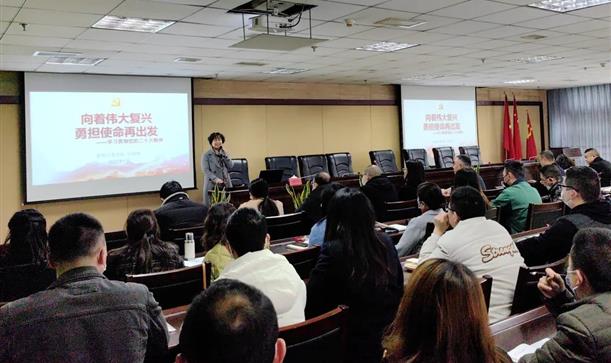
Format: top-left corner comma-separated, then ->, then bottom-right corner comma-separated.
355,41 -> 419,52
529,0 -> 611,13
509,55 -> 564,64
45,57 -> 105,66
174,57 -> 202,63
263,67 -> 308,74
374,18 -> 428,29
92,15 -> 175,33
504,79 -> 537,84
33,51 -> 81,57
520,34 -> 546,40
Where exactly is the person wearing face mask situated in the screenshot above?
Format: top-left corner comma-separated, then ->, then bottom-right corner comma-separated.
202,132 -> 233,206
538,164 -> 562,203
491,160 -> 542,233
516,166 -> 611,266
419,186 -> 524,323
518,228 -> 611,363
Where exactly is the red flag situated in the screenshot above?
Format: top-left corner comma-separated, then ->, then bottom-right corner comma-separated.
502,94 -> 514,160
526,111 -> 538,159
512,94 -> 523,160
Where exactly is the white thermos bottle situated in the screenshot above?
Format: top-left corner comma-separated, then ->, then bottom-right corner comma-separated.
184,232 -> 195,260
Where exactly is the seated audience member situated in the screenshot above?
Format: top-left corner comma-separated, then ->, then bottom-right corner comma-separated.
395,182 -> 445,256
308,183 -> 343,247
399,160 -> 425,201
419,186 -> 524,322
453,169 -> 490,206
202,202 -> 236,280
306,188 -> 404,363
539,150 -> 564,173
516,166 -> 611,266
239,178 -> 284,217
584,147 -> 611,187
176,279 -> 286,363
0,209 -> 48,267
384,259 -> 512,363
555,153 -> 575,171
454,154 -> 486,190
531,150 -> 564,196
538,164 -> 562,202
0,213 -> 168,362
491,160 -> 542,233
219,208 -> 305,326
298,171 -> 331,226
519,228 -> 611,363
155,180 -> 208,242
106,209 -> 183,280
361,165 -> 399,220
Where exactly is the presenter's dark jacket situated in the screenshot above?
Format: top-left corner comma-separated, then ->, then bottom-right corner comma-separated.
361,175 -> 399,220
519,290 -> 611,363
589,156 -> 611,187
297,183 -> 329,227
154,192 -> 208,242
0,266 -> 168,363
306,233 -> 404,363
516,200 -> 611,266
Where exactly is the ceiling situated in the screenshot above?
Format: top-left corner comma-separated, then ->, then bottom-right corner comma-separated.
0,0 -> 609,88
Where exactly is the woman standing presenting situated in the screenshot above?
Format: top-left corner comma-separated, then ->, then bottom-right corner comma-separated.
202,132 -> 233,205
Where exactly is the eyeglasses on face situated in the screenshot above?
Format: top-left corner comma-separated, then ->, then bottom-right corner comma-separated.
558,184 -> 579,192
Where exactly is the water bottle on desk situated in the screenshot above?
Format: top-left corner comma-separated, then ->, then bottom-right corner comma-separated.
184,232 -> 195,260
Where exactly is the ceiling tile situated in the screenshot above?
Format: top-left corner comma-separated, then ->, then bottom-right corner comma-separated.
567,3 -> 611,18
78,28 -> 152,43
550,19 -> 610,34
160,22 -> 234,37
152,0 -> 216,5
430,20 -> 499,35
183,7 -> 252,27
0,6 -> 20,21
515,14 -> 585,29
474,7 -> 550,25
0,34 -> 72,47
473,25 -> 533,39
23,0 -> 123,14
308,22 -> 373,38
432,0 -> 516,19
6,22 -> 86,38
380,0 -> 469,14
345,7 -> 421,27
0,21 -> 8,33
350,26 -> 423,41
308,2 -> 366,21
14,8 -> 102,27
111,0 -> 201,20
65,38 -> 137,51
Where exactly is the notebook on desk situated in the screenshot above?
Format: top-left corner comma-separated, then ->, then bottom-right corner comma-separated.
508,338 -> 549,362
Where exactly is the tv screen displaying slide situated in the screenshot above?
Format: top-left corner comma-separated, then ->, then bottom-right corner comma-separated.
401,86 -> 478,166
24,73 -> 195,203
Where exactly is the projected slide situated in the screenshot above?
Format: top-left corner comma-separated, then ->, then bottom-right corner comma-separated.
401,86 -> 478,165
25,73 -> 194,202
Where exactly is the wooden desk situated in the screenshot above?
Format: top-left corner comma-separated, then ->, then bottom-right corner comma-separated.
491,306 -> 556,351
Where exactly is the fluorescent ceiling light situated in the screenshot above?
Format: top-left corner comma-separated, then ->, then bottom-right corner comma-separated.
504,79 -> 537,84
174,57 -> 202,63
374,18 -> 427,29
529,0 -> 611,12
33,51 -> 81,57
509,55 -> 564,63
356,41 -> 419,52
263,67 -> 308,74
92,15 -> 175,33
45,57 -> 105,66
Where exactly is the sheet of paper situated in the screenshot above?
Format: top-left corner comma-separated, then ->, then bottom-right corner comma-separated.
388,224 -> 407,232
166,322 -> 177,333
183,256 -> 204,267
508,338 -> 550,362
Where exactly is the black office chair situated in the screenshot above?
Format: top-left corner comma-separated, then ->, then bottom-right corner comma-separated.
459,146 -> 481,166
511,258 -> 567,315
228,158 -> 249,188
326,152 -> 354,177
266,211 -> 309,240
265,156 -> 299,182
402,148 -> 429,168
298,154 -> 328,178
369,150 -> 399,173
433,147 -> 455,168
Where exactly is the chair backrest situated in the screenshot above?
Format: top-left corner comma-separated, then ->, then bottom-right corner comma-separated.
298,154 -> 328,178
511,258 -> 567,315
265,156 -> 299,181
432,147 -> 455,168
0,263 -> 56,302
369,150 -> 398,173
459,146 -> 481,166
126,263 -> 210,309
480,275 -> 493,312
105,230 -> 128,251
169,224 -> 206,254
483,188 -> 503,200
525,201 -> 565,230
402,148 -> 429,168
266,211 -> 309,240
228,158 -> 249,187
326,152 -> 354,177
280,305 -> 350,363
381,199 -> 421,222
485,207 -> 500,222
283,245 -> 321,280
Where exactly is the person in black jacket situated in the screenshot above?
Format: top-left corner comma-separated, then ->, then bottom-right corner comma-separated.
306,188 -> 404,363
538,164 -> 562,202
584,148 -> 611,187
361,165 -> 398,220
516,166 -> 611,266
154,180 -> 208,242
297,172 -> 331,227
399,160 -> 425,201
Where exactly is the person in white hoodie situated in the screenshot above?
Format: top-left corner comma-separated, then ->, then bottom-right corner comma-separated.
419,186 -> 524,323
218,207 -> 306,327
